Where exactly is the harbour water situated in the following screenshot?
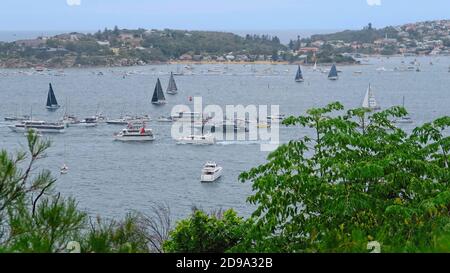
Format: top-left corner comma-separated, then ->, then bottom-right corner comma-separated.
0,56 -> 449,220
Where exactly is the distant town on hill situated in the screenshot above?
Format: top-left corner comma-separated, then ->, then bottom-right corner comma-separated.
1,19 -> 449,68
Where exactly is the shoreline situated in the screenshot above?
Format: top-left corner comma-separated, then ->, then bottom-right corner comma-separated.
0,60 -> 363,70
2,54 -> 445,70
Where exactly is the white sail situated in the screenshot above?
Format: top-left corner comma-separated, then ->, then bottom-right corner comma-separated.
362,84 -> 380,110
313,61 -> 317,71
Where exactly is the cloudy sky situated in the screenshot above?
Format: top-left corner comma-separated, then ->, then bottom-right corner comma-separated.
0,0 -> 449,31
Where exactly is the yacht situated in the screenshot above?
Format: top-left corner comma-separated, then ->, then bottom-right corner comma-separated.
328,64 -> 339,80
156,116 -> 174,122
62,114 -> 80,127
107,118 -> 129,125
393,97 -> 413,124
362,84 -> 381,111
79,117 -> 98,127
94,113 -> 108,123
107,115 -> 151,125
4,115 -> 30,122
267,114 -> 286,124
171,112 -> 204,123
114,124 -> 155,142
177,133 -> 215,145
200,162 -> 223,182
9,120 -> 65,133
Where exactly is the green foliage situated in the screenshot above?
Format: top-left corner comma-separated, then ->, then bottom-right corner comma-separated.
163,209 -> 246,253
0,132 -> 152,253
81,213 -> 149,253
238,103 -> 450,252
142,30 -> 285,59
5,196 -> 86,252
311,26 -> 399,44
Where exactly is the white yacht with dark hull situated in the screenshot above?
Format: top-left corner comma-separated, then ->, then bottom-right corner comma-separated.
200,162 -> 223,182
9,120 -> 65,133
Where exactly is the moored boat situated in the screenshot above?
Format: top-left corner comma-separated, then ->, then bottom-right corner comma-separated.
362,84 -> 381,111
200,162 -> 223,182
114,124 -> 155,142
9,120 -> 65,133
177,133 -> 215,145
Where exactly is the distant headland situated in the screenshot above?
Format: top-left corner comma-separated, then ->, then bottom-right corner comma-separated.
0,19 -> 449,69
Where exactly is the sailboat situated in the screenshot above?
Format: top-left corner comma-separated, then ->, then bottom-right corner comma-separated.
295,65 -> 304,82
328,64 -> 339,80
151,78 -> 166,105
167,72 -> 178,95
46,83 -> 60,110
362,84 -> 381,111
393,96 -> 413,124
313,61 -> 318,72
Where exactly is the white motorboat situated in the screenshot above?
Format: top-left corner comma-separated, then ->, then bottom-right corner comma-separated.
177,133 -> 215,145
106,118 -> 129,125
200,162 -> 223,182
46,83 -> 61,111
79,117 -> 98,127
9,120 -> 65,133
60,164 -> 69,175
294,65 -> 304,82
114,125 -> 155,142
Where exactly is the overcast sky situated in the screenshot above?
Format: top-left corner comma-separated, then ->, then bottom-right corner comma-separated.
0,0 -> 449,31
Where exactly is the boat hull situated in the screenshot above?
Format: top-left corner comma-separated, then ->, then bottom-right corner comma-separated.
106,120 -> 129,125
328,76 -> 338,80
201,168 -> 223,182
177,135 -> 215,145
9,125 -> 65,133
114,135 -> 155,142
46,105 -> 60,111
152,101 -> 167,105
